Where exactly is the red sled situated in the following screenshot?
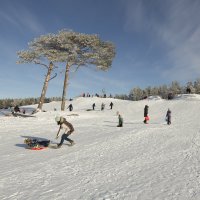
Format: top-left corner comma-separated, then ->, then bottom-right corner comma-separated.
30,147 -> 47,150
145,116 -> 150,121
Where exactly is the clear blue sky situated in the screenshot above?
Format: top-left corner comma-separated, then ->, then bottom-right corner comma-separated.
1,0 -> 200,99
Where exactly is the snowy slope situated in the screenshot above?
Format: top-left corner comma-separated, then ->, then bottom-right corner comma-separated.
1,95 -> 200,200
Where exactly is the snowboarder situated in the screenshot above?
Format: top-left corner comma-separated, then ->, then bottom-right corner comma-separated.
55,116 -> 75,148
92,103 -> 96,110
67,104 -> 73,112
117,113 -> 123,127
110,102 -> 113,110
101,103 -> 105,111
143,105 -> 149,124
166,108 -> 171,125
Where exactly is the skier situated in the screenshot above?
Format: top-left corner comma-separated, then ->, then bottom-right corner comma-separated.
143,105 -> 149,124
67,104 -> 73,112
117,113 -> 123,127
92,103 -> 96,110
55,116 -> 75,148
110,102 -> 113,110
166,108 -> 171,125
101,103 -> 105,111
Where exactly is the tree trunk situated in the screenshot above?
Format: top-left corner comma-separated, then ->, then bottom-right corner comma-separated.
61,63 -> 70,111
37,62 -> 53,110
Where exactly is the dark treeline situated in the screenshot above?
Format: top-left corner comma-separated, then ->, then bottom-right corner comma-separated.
115,79 -> 200,101
0,97 -> 62,109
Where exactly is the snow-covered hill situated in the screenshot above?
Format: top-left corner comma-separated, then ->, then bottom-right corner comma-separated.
1,95 -> 200,200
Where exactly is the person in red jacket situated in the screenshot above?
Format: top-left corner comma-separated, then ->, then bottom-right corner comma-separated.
55,116 -> 75,148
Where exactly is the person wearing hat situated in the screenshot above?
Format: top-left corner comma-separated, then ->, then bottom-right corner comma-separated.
55,116 -> 75,148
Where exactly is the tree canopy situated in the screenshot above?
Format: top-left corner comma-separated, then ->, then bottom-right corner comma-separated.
17,30 -> 116,110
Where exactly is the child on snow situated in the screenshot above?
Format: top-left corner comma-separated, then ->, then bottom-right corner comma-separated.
101,103 -> 105,111
110,102 -> 113,110
67,104 -> 73,112
92,103 -> 96,110
117,112 -> 123,127
143,105 -> 149,124
55,116 -> 75,148
166,109 -> 171,125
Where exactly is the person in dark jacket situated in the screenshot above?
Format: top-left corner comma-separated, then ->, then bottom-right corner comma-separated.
67,104 -> 73,111
143,105 -> 149,124
110,102 -> 114,110
55,116 -> 75,148
92,103 -> 96,110
14,105 -> 20,113
166,109 -> 171,125
101,103 -> 105,111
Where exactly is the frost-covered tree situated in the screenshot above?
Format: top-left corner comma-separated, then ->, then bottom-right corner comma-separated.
17,30 -> 115,111
158,85 -> 169,99
145,86 -> 152,96
57,30 -> 115,110
130,87 -> 144,101
186,81 -> 196,93
169,81 -> 182,95
194,79 -> 200,94
17,39 -> 57,110
31,30 -> 116,110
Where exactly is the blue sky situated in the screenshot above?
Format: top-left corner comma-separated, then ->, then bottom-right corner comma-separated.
1,0 -> 200,99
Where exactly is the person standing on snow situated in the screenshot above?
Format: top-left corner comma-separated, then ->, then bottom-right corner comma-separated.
92,103 -> 96,110
55,116 -> 75,148
109,102 -> 114,110
101,103 -> 105,111
117,112 -> 123,127
67,104 -> 73,111
166,109 -> 171,125
143,105 -> 149,124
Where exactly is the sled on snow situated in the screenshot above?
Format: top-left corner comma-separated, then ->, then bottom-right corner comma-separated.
24,138 -> 50,150
12,112 -> 36,118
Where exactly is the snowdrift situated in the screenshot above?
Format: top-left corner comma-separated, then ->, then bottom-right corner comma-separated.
1,95 -> 200,199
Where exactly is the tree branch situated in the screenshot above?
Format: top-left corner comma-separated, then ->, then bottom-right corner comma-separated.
49,73 -> 57,81
34,61 -> 49,69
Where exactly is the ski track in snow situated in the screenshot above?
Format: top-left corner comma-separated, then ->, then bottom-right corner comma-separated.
1,96 -> 200,200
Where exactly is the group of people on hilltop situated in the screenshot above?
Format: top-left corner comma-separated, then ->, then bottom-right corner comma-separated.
65,102 -> 114,112
93,102 -> 114,111
81,93 -> 113,98
82,93 -> 91,97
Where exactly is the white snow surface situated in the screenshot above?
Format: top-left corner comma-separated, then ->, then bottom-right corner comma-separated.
1,95 -> 200,200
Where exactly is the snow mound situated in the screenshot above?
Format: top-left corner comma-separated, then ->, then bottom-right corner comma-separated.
1,96 -> 200,199
147,96 -> 162,100
174,94 -> 200,101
